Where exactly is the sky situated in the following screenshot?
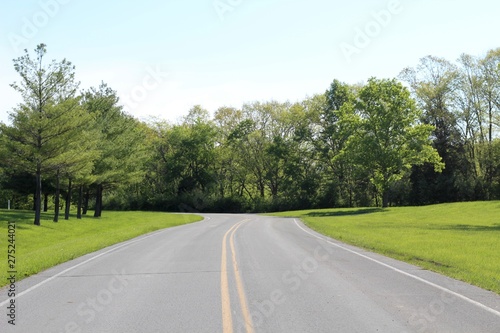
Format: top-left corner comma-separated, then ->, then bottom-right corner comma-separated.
1,0 -> 499,125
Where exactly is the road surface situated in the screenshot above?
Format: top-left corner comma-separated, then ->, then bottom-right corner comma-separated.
1,214 -> 499,332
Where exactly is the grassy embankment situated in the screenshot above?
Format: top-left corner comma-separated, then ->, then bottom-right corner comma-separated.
0,210 -> 202,288
269,201 -> 500,294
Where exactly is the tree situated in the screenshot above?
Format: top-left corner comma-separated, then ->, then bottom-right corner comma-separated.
56,123 -> 99,221
1,44 -> 86,225
318,80 -> 359,207
478,49 -> 500,190
168,120 -> 217,203
82,83 -> 148,217
213,106 -> 243,199
400,56 -> 466,203
278,97 -> 323,210
348,78 -> 444,207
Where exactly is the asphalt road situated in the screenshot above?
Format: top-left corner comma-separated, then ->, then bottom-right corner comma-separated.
1,214 -> 499,332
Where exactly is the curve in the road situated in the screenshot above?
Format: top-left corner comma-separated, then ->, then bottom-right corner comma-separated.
293,218 -> 500,319
1,214 -> 499,333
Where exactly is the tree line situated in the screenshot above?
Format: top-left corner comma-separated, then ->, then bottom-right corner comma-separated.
1,45 -> 499,224
0,45 -> 147,225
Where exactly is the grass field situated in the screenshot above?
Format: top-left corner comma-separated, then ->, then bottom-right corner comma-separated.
269,201 -> 500,294
0,210 -> 203,288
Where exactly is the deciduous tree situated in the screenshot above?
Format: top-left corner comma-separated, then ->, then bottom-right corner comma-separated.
348,78 -> 444,207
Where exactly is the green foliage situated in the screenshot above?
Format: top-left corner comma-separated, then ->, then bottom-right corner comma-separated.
3,45 -> 500,215
83,83 -> 147,187
401,50 -> 500,203
81,83 -> 149,216
127,115 -> 218,212
2,44 -> 97,224
347,78 -> 444,207
318,81 -> 359,207
131,62 -> 499,212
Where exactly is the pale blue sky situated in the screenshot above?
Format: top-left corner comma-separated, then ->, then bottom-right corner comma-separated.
1,0 -> 499,124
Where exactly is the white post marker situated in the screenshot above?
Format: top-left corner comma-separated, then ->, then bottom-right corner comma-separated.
8,200 -> 10,210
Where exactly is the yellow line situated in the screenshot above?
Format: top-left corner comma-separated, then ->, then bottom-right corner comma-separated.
230,222 -> 255,333
221,223 -> 240,333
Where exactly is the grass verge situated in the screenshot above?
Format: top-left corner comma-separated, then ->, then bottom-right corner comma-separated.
0,210 -> 202,288
268,201 -> 500,294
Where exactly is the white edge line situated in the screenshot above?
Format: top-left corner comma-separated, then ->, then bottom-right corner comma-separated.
293,218 -> 500,318
0,228 -> 171,307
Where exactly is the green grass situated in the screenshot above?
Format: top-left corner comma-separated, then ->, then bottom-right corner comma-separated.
268,201 -> 500,294
0,210 -> 203,288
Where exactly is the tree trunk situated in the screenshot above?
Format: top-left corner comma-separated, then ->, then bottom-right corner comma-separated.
64,178 -> 72,220
382,190 -> 389,208
53,170 -> 60,222
43,193 -> 48,212
83,188 -> 89,215
34,168 -> 42,226
348,182 -> 353,208
487,101 -> 493,199
98,184 -> 103,217
93,185 -> 99,217
219,181 -> 224,198
77,185 -> 83,219
94,184 -> 102,218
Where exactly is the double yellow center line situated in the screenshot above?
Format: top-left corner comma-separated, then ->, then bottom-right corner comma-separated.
221,219 -> 255,333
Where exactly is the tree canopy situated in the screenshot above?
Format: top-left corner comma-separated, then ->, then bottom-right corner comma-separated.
2,45 -> 500,218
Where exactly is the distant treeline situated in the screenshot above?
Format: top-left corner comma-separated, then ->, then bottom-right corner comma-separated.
1,45 -> 499,223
